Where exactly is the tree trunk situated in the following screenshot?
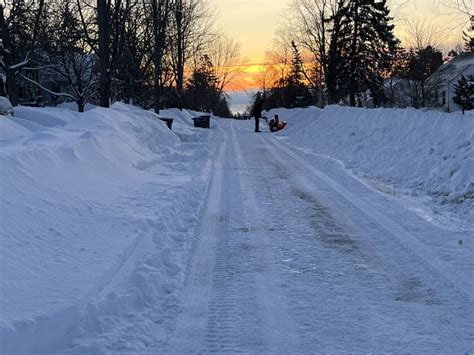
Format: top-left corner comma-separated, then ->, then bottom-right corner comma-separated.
349,0 -> 359,107
98,0 -> 111,107
6,75 -> 19,105
77,99 -> 85,113
0,75 -> 6,97
176,0 -> 184,110
152,0 -> 167,114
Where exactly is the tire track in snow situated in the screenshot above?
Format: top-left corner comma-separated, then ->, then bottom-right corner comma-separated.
166,123 -> 266,353
200,147 -> 263,354
241,130 -> 378,351
229,122 -> 300,353
245,130 -> 470,351
262,134 -> 472,351
165,126 -> 229,353
264,135 -> 473,301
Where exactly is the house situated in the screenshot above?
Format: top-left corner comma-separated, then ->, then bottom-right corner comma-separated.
426,52 -> 474,112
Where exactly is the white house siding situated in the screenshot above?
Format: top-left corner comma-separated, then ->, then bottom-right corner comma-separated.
426,53 -> 474,112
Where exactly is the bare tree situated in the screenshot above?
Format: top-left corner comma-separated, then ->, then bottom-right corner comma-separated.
0,0 -> 238,112
171,0 -> 216,109
283,0 -> 348,106
286,0 -> 336,90
116,0 -> 153,105
22,1 -> 97,112
402,18 -> 450,50
256,62 -> 278,95
206,35 -> 244,98
431,0 -> 472,18
97,0 -> 111,107
149,0 -> 172,113
0,0 -> 47,105
268,28 -> 293,86
75,0 -> 130,107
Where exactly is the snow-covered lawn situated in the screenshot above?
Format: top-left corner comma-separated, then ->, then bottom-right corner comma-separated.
0,104 -> 472,353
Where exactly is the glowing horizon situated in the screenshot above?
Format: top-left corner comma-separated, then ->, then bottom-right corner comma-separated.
214,0 -> 468,92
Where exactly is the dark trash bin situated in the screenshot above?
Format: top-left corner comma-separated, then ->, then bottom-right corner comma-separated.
159,117 -> 174,130
192,115 -> 211,128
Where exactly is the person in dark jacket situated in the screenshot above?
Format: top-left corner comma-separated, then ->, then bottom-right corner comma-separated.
252,93 -> 265,132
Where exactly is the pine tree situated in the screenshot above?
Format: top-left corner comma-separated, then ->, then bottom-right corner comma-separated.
184,54 -> 231,115
330,0 -> 399,106
286,41 -> 312,107
463,16 -> 474,52
453,75 -> 474,114
326,0 -> 352,104
288,41 -> 305,88
405,46 -> 443,108
463,31 -> 474,52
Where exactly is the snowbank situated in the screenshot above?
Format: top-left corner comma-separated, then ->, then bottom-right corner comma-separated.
0,117 -> 31,141
269,105 -> 473,221
13,106 -> 78,128
0,103 -> 215,354
0,96 -> 13,116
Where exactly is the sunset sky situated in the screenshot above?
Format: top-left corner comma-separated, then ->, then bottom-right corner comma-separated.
213,0 -> 470,92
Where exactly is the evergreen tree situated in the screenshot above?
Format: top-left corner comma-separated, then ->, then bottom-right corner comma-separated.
406,46 -> 443,108
463,15 -> 474,52
183,54 -> 231,116
214,96 -> 232,117
463,30 -> 473,52
331,0 -> 399,106
453,75 -> 474,114
326,0 -> 352,104
288,41 -> 305,88
286,41 -> 312,107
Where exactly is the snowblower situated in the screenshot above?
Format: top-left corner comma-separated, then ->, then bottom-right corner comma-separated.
265,114 -> 287,132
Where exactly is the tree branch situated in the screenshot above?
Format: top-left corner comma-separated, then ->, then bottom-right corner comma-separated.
21,75 -> 76,100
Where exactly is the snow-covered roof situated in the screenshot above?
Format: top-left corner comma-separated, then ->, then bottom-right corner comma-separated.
427,52 -> 474,86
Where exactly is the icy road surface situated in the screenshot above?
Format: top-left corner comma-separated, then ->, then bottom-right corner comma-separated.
163,120 -> 473,353
67,119 -> 472,354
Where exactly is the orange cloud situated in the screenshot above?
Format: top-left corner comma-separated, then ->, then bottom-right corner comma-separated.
225,63 -> 263,91
224,58 -> 280,92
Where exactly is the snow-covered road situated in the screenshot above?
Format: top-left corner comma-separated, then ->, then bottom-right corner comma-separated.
3,107 -> 471,354
162,120 -> 472,353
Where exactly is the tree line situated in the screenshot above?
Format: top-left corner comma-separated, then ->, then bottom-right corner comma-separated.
251,0 -> 473,112
0,0 -> 242,116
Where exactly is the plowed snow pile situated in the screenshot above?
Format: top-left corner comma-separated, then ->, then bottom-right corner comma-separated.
269,106 -> 473,225
0,103 -> 215,354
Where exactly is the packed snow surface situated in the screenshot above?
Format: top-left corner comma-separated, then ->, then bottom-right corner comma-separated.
0,104 -> 472,354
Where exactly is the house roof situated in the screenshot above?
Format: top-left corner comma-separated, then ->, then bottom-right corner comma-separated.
427,52 -> 474,86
